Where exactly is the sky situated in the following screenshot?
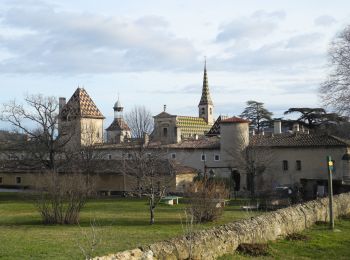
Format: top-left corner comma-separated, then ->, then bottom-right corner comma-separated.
0,0 -> 349,128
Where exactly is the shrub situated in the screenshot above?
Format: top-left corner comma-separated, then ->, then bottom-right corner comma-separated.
186,178 -> 229,223
33,171 -> 95,224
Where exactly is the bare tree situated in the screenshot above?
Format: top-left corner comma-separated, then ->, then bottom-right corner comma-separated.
66,122 -> 107,175
226,134 -> 276,199
124,105 -> 154,138
0,94 -> 72,170
320,25 -> 350,116
0,94 -> 98,225
123,145 -> 175,224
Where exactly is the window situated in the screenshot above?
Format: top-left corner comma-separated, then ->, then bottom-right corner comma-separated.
201,107 -> 205,115
282,160 -> 288,171
201,154 -> 206,161
128,153 -> 132,159
16,177 -> 21,184
296,160 -> 301,171
210,108 -> 212,115
0,177 -> 2,184
163,127 -> 168,137
96,131 -> 100,138
107,154 -> 112,160
214,154 -> 220,161
171,153 -> 176,159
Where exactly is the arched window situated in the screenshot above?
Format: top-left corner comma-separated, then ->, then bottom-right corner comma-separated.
210,107 -> 212,115
201,107 -> 205,115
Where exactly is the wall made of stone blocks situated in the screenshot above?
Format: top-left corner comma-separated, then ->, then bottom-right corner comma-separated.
94,192 -> 350,260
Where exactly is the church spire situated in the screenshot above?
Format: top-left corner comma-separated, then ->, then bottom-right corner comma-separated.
198,59 -> 213,106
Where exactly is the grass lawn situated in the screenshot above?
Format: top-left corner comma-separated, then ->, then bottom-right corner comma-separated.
0,192 -> 259,260
219,218 -> 350,260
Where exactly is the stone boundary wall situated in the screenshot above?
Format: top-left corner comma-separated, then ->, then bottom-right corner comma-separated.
94,193 -> 350,260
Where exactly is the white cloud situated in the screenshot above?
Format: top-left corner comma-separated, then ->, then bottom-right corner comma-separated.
286,33 -> 324,48
0,6 -> 198,74
216,10 -> 286,42
314,15 -> 337,27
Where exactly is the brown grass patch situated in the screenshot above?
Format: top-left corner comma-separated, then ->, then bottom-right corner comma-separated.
285,233 -> 310,241
236,243 -> 269,256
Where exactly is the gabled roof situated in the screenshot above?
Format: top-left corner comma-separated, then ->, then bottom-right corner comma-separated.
206,115 -> 229,136
249,133 -> 350,148
154,111 -> 174,118
60,88 -> 105,119
176,116 -> 212,136
106,118 -> 130,131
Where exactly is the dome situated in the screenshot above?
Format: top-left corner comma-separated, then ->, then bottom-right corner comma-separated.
114,99 -> 121,109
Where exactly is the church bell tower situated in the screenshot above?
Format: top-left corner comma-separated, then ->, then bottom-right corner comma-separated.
198,60 -> 214,125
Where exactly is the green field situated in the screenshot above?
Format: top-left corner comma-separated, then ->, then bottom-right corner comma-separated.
0,192 -> 259,260
220,218 -> 350,260
2,193 -> 349,260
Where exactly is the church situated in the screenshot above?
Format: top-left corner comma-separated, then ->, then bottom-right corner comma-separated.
152,61 -> 215,144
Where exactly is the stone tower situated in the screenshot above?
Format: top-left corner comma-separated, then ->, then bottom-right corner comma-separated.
58,87 -> 105,146
106,96 -> 131,144
198,60 -> 214,125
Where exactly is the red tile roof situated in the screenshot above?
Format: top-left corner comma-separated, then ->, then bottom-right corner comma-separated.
60,88 -> 105,119
249,133 -> 350,147
106,118 -> 130,131
221,117 -> 250,123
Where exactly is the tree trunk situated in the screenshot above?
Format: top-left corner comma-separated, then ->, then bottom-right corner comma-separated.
150,204 -> 155,225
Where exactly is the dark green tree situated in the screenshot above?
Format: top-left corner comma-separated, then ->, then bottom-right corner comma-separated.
240,100 -> 273,133
284,107 -> 346,130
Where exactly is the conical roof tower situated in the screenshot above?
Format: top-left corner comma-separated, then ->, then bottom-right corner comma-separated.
198,60 -> 213,106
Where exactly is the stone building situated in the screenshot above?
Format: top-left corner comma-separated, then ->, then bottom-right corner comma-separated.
58,87 -> 105,146
1,65 -> 350,199
152,62 -> 214,144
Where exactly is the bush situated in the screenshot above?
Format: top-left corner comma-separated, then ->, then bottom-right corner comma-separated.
186,178 -> 229,223
33,171 -> 95,224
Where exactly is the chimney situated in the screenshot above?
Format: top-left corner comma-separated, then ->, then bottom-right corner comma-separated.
59,97 -> 66,114
293,122 -> 300,133
273,120 -> 282,134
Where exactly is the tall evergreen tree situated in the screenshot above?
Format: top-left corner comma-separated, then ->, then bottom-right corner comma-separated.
240,100 -> 273,133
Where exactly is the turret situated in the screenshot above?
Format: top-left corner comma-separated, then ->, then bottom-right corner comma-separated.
113,96 -> 123,119
106,95 -> 131,143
